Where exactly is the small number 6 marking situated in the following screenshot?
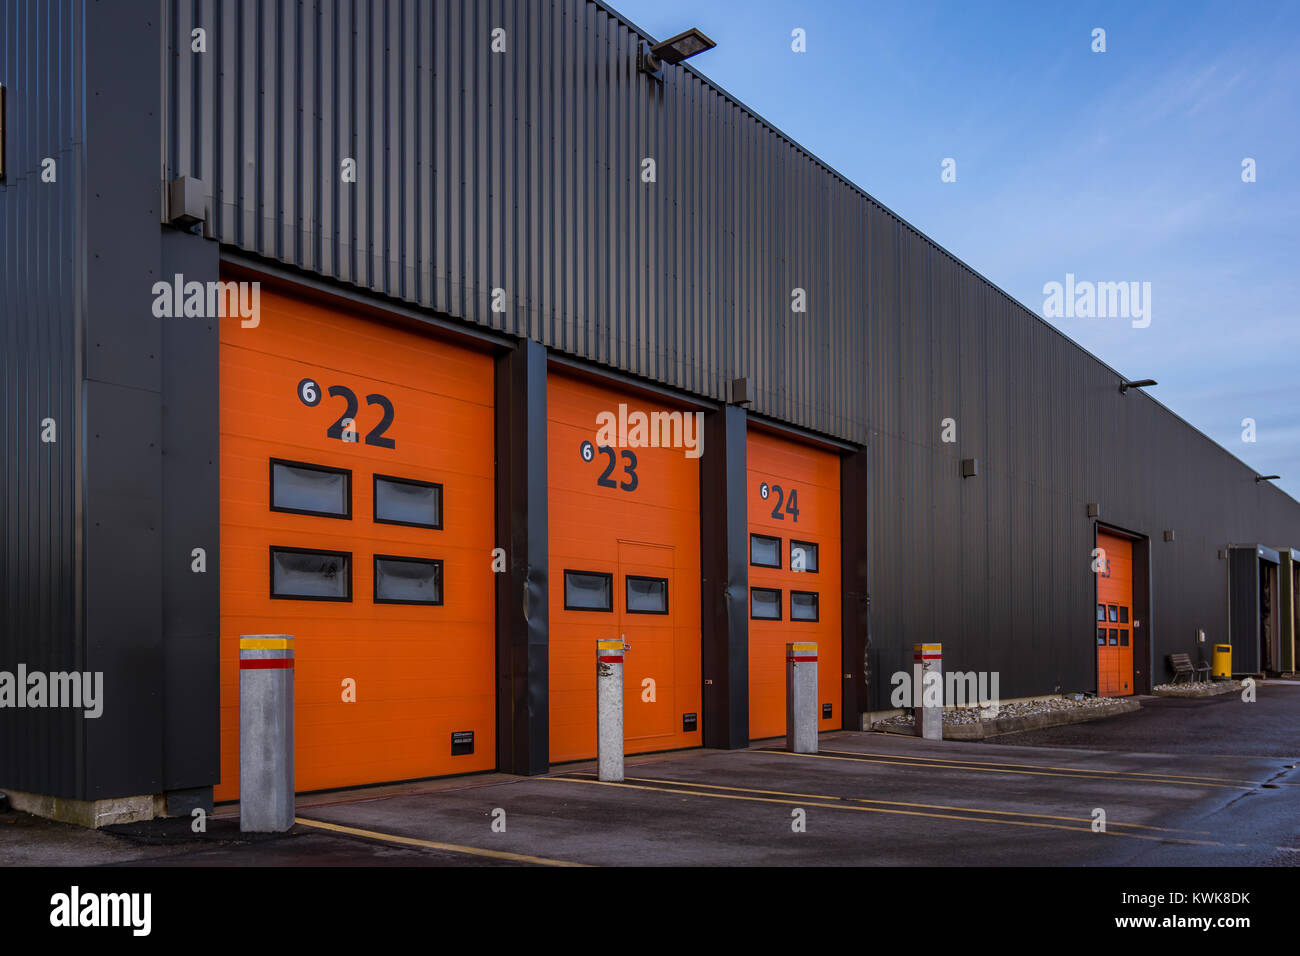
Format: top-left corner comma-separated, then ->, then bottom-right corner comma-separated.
580,440 -> 595,462
760,482 -> 770,500
298,377 -> 320,406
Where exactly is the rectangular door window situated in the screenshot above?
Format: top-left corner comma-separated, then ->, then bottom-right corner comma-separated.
790,590 -> 819,621
626,575 -> 669,615
373,555 -> 443,605
750,587 -> 782,620
374,474 -> 443,529
750,533 -> 781,568
790,540 -> 819,573
270,459 -> 351,518
270,546 -> 351,601
565,570 -> 613,611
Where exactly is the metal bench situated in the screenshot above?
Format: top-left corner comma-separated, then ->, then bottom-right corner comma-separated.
1169,652 -> 1211,683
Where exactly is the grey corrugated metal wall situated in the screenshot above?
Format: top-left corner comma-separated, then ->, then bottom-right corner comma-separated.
3,0 -> 184,803
161,0 -> 869,440
0,0 -> 85,797
160,0 -> 1300,707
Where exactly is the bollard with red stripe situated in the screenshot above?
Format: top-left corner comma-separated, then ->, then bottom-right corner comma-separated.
912,643 -> 943,740
786,642 -> 818,754
240,634 -> 295,832
597,638 -> 625,782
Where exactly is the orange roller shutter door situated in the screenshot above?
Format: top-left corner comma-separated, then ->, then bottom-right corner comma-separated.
547,374 -> 703,762
1095,531 -> 1134,697
746,430 -> 842,740
217,285 -> 496,799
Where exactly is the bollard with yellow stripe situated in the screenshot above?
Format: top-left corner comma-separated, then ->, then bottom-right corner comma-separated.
786,641 -> 818,754
597,638 -> 625,782
239,634 -> 295,832
912,642 -> 943,740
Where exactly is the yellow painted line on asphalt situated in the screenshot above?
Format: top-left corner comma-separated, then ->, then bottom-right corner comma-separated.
613,775 -> 1208,834
815,748 -> 1294,786
294,816 -> 588,867
826,749 -> 1300,790
758,750 -> 1261,791
541,777 -> 1231,846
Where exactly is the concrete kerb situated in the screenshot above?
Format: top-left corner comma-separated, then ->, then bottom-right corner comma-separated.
1151,680 -> 1244,699
871,697 -> 1142,740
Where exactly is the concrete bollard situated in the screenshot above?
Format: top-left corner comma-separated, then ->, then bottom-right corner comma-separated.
597,639 -> 624,782
786,642 -> 818,754
239,634 -> 295,832
913,643 -> 942,741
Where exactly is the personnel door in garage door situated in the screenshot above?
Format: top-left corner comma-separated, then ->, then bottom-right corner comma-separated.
618,540 -> 678,745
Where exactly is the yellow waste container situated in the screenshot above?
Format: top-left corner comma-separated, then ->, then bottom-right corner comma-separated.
1212,644 -> 1232,679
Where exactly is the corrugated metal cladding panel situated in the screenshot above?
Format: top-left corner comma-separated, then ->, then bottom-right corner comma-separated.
0,0 -> 85,797
162,0 -> 870,441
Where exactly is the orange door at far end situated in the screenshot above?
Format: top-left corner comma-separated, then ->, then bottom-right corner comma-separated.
1096,531 -> 1134,697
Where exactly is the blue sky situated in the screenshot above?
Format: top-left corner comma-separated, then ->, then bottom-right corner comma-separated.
611,0 -> 1300,501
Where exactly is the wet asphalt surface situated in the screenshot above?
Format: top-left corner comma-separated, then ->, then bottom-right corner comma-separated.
3,682 -> 1297,867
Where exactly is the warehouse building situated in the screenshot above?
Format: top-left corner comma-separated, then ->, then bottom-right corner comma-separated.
2,0 -> 1298,824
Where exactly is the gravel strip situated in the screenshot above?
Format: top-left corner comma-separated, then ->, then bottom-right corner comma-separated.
872,694 -> 1123,728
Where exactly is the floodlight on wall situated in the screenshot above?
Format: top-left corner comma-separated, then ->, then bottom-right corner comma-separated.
1119,378 -> 1157,395
1256,475 -> 1281,483
1087,503 -> 1100,518
167,175 -> 206,228
638,27 -> 716,77
729,377 -> 752,406
961,458 -> 978,478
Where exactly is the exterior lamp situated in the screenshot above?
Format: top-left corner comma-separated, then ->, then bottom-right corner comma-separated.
639,28 -> 716,77
1119,378 -> 1157,395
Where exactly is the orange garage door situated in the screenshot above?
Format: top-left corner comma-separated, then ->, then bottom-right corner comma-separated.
547,375 -> 703,762
1096,531 -> 1134,697
747,430 -> 842,739
217,286 -> 496,799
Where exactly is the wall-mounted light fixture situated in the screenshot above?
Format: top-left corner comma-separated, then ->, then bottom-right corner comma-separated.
961,458 -> 978,478
1087,503 -> 1100,518
167,175 -> 206,228
1119,378 -> 1157,395
1256,475 -> 1281,483
1163,530 -> 1175,542
729,377 -> 752,406
638,27 -> 716,78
